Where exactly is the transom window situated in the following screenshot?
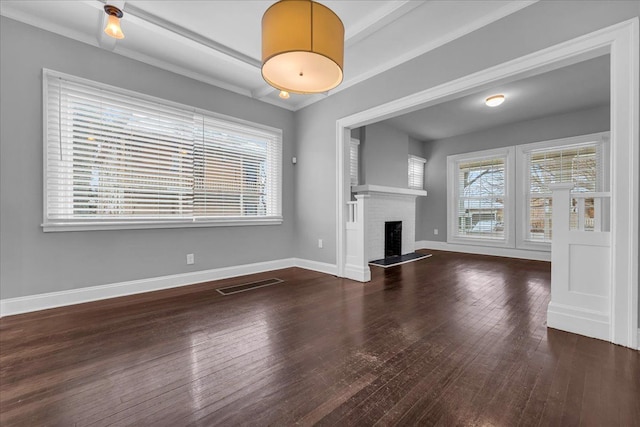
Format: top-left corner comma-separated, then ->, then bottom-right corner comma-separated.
43,70 -> 282,231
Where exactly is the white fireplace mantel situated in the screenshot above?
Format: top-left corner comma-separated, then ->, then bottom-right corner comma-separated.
351,184 -> 427,197
348,184 -> 426,263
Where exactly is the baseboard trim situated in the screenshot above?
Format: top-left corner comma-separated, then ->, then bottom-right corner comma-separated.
0,258 -> 338,317
637,329 -> 640,351
546,302 -> 611,342
293,258 -> 338,276
343,263 -> 371,282
415,240 -> 551,262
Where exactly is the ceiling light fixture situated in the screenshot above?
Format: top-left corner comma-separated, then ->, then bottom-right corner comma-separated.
103,5 -> 125,40
261,0 -> 344,94
279,90 -> 290,99
485,94 -> 505,107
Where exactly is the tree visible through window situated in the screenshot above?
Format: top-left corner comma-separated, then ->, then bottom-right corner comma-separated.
456,157 -> 505,239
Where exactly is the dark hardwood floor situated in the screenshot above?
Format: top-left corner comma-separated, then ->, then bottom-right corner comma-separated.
1,250 -> 638,426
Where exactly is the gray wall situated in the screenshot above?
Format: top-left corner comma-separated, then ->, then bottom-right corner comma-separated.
293,0 -> 639,265
358,124 -> 427,235
417,105 -> 610,242
360,122 -> 410,188
0,17 -> 296,299
408,137 -> 425,159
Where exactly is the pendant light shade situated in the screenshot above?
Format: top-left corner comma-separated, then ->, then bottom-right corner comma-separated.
262,0 -> 344,94
103,5 -> 125,39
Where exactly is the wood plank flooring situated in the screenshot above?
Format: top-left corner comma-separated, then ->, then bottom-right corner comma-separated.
1,250 -> 638,426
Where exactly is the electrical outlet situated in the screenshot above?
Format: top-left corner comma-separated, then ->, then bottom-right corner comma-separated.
318,239 -> 323,249
186,253 -> 194,265
434,229 -> 439,235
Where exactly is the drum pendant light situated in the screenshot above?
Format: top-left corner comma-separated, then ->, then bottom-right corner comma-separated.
262,0 -> 344,94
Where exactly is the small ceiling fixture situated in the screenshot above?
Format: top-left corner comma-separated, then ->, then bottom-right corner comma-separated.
279,90 -> 290,99
103,5 -> 125,40
485,94 -> 505,107
261,0 -> 344,95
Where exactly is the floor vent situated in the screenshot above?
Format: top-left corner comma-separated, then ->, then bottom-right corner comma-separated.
216,278 -> 284,296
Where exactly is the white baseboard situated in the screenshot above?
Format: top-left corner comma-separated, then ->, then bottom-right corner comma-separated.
0,258 -> 338,317
343,263 -> 371,282
415,240 -> 551,262
546,302 -> 611,342
637,329 -> 640,351
293,258 -> 338,276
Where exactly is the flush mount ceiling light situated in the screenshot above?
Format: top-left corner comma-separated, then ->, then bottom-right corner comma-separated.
103,5 -> 125,39
485,94 -> 505,107
279,90 -> 290,99
262,0 -> 344,94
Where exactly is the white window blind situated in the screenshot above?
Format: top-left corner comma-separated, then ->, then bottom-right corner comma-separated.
349,138 -> 359,185
44,70 -> 282,230
455,156 -> 506,240
525,141 -> 603,241
408,155 -> 426,190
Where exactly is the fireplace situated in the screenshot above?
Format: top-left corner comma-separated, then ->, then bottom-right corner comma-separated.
350,184 -> 426,262
385,221 -> 402,257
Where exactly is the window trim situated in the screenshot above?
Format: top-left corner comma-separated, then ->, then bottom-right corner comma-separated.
447,147 -> 515,248
42,69 -> 283,232
515,131 -> 609,251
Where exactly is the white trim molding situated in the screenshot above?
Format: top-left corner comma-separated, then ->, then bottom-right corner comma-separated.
344,263 -> 372,283
0,258 -> 339,317
415,240 -> 550,262
293,258 -> 339,276
336,18 -> 638,349
547,302 -> 611,342
351,184 -> 427,197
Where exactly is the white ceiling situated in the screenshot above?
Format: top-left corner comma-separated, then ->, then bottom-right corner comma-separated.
0,0 -> 537,111
383,54 -> 611,141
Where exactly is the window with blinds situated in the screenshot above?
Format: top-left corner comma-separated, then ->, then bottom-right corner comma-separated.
349,138 -> 359,185
524,141 -> 604,242
455,156 -> 506,239
408,155 -> 426,190
44,70 -> 282,231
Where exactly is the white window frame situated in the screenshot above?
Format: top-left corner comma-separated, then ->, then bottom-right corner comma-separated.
408,155 -> 426,190
447,147 -> 515,248
42,69 -> 283,232
515,132 -> 609,251
349,138 -> 360,186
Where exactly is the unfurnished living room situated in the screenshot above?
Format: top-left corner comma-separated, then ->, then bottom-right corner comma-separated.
0,1 -> 638,426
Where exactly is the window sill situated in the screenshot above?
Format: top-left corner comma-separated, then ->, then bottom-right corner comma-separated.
42,217 -> 283,232
447,235 -> 513,249
518,239 -> 551,252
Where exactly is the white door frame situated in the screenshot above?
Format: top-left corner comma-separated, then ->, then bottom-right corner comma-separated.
335,18 -> 639,349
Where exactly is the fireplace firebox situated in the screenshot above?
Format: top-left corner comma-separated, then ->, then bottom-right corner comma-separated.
385,221 -> 402,258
